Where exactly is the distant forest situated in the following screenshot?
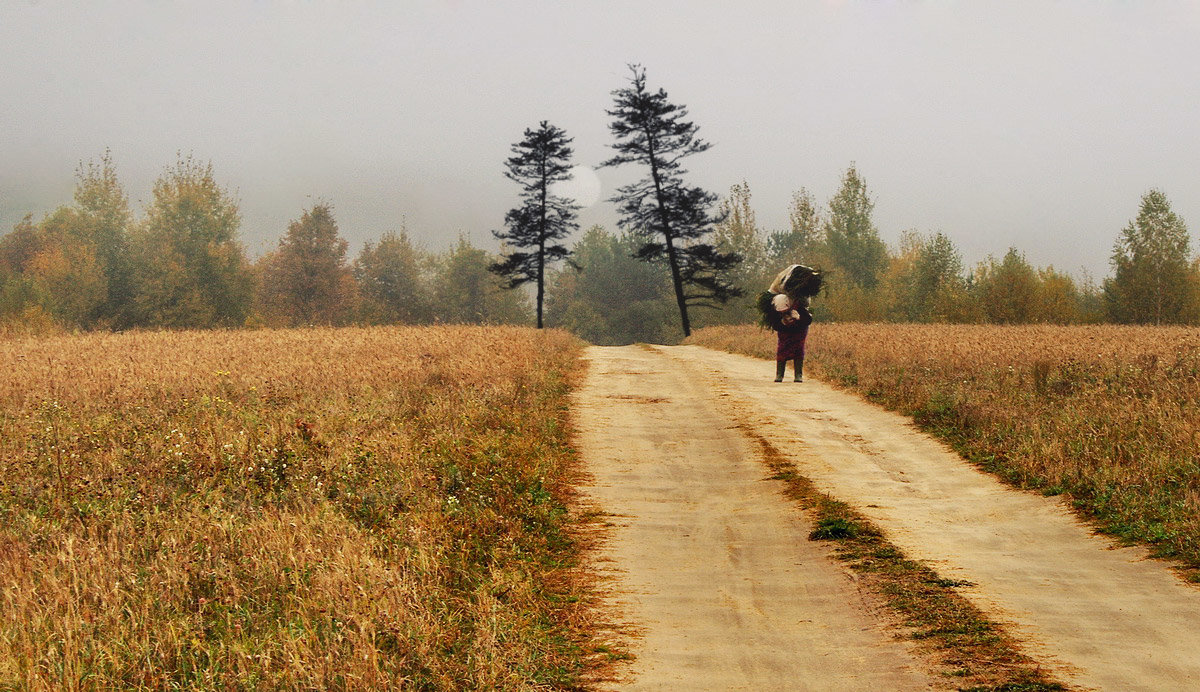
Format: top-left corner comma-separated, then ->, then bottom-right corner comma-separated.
2,151 -> 1198,345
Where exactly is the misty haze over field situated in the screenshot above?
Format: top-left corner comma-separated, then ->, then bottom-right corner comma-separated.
3,1 -> 1199,278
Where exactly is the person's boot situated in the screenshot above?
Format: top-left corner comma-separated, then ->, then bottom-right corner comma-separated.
794,357 -> 804,382
775,361 -> 786,382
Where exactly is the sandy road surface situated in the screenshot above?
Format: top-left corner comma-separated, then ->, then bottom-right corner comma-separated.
573,345 -> 937,691
638,344 -> 1200,692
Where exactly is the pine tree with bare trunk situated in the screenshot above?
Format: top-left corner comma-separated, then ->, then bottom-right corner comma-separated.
602,65 -> 741,338
490,121 -> 579,329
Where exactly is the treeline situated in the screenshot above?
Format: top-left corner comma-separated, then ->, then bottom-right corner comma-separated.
0,153 -> 531,335
671,167 -> 1198,334
543,167 -> 1200,344
4,153 -> 1198,343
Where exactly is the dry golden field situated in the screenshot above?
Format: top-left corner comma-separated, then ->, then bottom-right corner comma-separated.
689,323 -> 1200,574
0,325 -> 594,690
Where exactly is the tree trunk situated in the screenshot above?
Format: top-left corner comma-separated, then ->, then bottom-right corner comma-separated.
644,132 -> 691,337
537,239 -> 545,329
664,234 -> 691,337
537,161 -> 548,329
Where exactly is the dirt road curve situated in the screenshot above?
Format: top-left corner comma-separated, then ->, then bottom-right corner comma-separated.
574,345 -> 1200,691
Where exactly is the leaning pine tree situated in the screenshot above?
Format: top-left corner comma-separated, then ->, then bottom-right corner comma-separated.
602,65 -> 742,338
490,121 -> 580,328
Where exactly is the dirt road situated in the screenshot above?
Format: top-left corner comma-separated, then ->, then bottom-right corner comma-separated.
573,345 -> 937,691
574,345 -> 1200,691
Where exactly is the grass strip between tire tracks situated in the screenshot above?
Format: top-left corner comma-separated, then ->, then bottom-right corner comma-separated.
741,427 -> 1067,692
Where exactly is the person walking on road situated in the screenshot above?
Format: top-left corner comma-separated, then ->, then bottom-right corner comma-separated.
758,264 -> 822,382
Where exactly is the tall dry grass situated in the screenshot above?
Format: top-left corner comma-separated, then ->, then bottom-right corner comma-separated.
688,323 -> 1200,573
0,325 -> 593,690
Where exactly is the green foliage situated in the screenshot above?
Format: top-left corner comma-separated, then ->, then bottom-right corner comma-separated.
714,181 -> 767,285
256,203 -> 353,327
0,217 -> 46,328
880,231 -> 968,322
352,228 -> 432,324
878,231 -> 924,322
974,248 -> 1038,324
697,181 -> 773,326
545,226 -> 679,344
0,270 -> 37,322
821,279 -> 883,322
1032,267 -> 1084,324
768,187 -> 827,267
913,232 -> 965,317
0,208 -> 109,330
1104,189 -> 1198,324
825,164 -> 888,291
809,516 -> 862,540
0,152 -> 136,332
128,155 -> 253,329
0,214 -> 40,275
432,236 -> 533,325
73,150 -> 134,327
25,207 -> 108,327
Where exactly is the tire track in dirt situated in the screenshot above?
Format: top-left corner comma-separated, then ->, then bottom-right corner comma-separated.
662,344 -> 1200,691
573,345 -> 938,691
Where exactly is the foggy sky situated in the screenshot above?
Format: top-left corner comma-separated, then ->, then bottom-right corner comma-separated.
3,0 -> 1199,279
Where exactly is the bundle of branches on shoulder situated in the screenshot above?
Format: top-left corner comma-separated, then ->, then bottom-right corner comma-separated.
757,264 -> 823,332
